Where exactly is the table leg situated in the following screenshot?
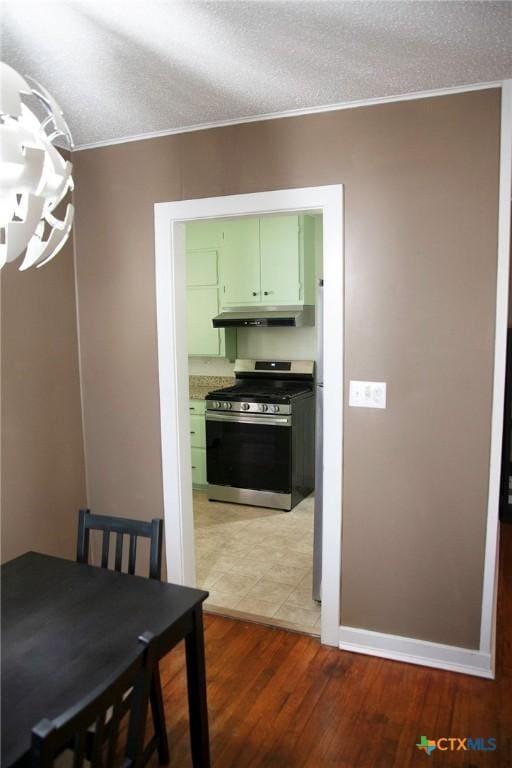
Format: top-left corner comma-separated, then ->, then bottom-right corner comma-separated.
150,663 -> 170,764
185,606 -> 211,768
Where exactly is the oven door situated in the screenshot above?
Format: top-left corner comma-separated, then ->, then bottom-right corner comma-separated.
206,412 -> 292,493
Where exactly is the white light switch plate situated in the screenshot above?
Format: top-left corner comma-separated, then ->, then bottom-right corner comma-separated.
349,380 -> 387,409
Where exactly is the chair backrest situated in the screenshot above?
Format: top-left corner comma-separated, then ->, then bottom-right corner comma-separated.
31,631 -> 156,768
76,509 -> 163,581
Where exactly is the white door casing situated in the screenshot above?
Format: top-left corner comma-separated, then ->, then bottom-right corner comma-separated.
154,185 -> 344,646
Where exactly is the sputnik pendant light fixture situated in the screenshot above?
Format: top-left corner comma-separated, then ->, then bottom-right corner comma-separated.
0,62 -> 74,271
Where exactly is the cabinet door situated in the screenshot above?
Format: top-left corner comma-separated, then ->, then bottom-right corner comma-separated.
260,216 -> 301,305
190,413 -> 206,448
189,399 -> 206,415
186,249 -> 218,287
187,286 -> 221,356
191,447 -> 207,486
186,220 -> 222,251
221,218 -> 261,306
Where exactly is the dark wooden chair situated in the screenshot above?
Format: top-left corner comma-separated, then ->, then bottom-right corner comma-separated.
31,631 -> 156,768
76,509 -> 163,580
76,509 -> 169,765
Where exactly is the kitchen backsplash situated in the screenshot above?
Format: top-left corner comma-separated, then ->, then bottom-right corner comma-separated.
237,327 -> 316,360
188,356 -> 235,377
188,326 -> 317,375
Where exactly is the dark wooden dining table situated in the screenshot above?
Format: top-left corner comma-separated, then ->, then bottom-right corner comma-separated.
1,551 -> 210,768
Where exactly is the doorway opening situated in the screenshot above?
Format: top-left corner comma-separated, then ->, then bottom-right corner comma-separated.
154,186 -> 343,646
186,212 -> 321,634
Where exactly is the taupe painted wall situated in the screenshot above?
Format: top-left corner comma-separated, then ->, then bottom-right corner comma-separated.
1,240 -> 87,563
73,90 -> 500,648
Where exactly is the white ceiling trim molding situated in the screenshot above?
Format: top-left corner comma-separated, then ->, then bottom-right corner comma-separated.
73,80 -> 503,152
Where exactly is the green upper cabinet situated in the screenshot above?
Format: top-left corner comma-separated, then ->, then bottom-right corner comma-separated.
187,248 -> 218,287
185,228 -> 236,359
260,216 -> 301,305
186,248 -> 222,356
187,283 -> 221,356
221,218 -> 261,305
185,214 -> 317,353
220,214 -> 316,309
186,220 -> 223,252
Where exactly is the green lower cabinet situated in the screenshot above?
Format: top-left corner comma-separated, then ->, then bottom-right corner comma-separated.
191,447 -> 207,487
190,413 -> 206,447
190,400 -> 207,487
189,399 -> 206,416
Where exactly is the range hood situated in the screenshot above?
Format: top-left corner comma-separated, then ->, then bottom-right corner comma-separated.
212,305 -> 315,328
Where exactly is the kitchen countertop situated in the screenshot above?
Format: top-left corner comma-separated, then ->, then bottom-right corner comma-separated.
189,375 -> 235,400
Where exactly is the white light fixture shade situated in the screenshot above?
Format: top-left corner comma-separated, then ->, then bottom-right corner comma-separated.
0,62 -> 74,270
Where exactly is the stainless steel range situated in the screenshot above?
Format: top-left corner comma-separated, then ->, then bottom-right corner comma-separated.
205,359 -> 315,511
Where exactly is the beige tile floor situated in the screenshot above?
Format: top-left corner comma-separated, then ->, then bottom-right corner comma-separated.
193,490 -> 320,635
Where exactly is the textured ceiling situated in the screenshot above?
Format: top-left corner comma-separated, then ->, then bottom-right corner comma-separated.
1,0 -> 511,148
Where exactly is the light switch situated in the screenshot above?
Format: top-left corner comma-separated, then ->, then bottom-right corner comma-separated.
349,380 -> 387,409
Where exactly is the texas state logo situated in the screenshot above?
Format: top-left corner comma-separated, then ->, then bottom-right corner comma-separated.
416,735 -> 497,755
416,736 -> 437,755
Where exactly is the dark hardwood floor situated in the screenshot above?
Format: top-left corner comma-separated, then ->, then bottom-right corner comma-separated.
157,524 -> 512,767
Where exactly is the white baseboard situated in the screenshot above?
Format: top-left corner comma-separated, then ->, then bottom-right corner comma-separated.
339,625 -> 494,679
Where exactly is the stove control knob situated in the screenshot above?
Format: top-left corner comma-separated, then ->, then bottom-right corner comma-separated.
260,403 -> 268,412
223,402 -> 232,410
270,404 -> 280,413
214,401 -> 222,409
241,402 -> 250,411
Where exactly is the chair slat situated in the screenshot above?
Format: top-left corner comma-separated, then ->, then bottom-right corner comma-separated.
115,533 -> 123,572
128,536 -> 137,575
105,699 -> 122,768
91,711 -> 106,768
73,730 -> 86,768
76,508 -> 91,564
101,532 -> 110,569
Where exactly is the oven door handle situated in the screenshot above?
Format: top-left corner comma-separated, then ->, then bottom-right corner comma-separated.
205,412 -> 292,427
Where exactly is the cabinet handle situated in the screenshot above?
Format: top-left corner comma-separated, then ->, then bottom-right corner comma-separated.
190,431 -> 196,435
252,291 -> 258,296
263,290 -> 274,296
192,466 -> 197,469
